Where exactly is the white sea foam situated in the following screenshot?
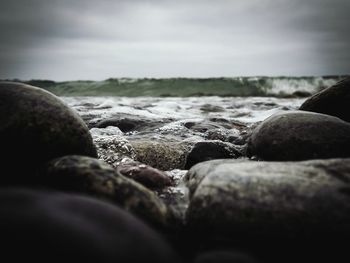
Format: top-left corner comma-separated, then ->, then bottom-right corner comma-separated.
63,96 -> 305,124
267,77 -> 337,96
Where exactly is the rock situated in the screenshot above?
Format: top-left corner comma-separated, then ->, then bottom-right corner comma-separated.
300,77 -> 350,122
131,140 -> 192,170
90,126 -> 123,137
292,90 -> 312,97
185,141 -> 242,169
0,188 -> 178,262
185,159 -> 247,197
94,114 -> 173,133
116,161 -> 173,189
184,121 -> 230,132
40,155 -> 171,227
200,104 -> 225,112
204,128 -> 239,143
93,135 -> 136,168
185,159 -> 350,240
0,82 -> 97,181
96,116 -> 147,132
247,111 -> 350,161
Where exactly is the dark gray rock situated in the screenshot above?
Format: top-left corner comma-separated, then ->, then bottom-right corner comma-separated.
184,121 -> 230,132
116,161 -> 173,189
292,90 -> 312,97
204,129 -> 238,142
185,159 -> 350,239
96,116 -> 147,132
95,114 -> 173,132
300,77 -> 350,122
185,141 -> 241,169
200,104 -> 225,113
0,188 -> 178,262
247,111 -> 350,161
40,155 -> 171,227
0,82 -> 97,182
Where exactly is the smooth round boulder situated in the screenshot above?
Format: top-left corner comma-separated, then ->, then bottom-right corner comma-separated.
116,161 -> 173,189
40,155 -> 171,227
185,159 -> 350,251
185,141 -> 241,169
0,188 -> 178,262
0,82 -> 97,182
300,77 -> 350,122
247,111 -> 350,161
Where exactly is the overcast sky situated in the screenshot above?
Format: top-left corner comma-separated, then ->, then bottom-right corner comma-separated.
1,0 -> 349,80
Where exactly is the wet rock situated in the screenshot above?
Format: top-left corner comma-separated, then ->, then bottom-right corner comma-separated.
94,114 -> 174,133
300,77 -> 350,122
200,104 -> 225,112
292,90 -> 312,97
81,113 -> 101,126
247,111 -> 350,161
93,135 -> 136,168
184,121 -> 231,132
40,155 -> 171,227
96,116 -> 147,132
185,141 -> 242,169
0,189 -> 178,262
131,139 -> 192,170
185,159 -> 247,197
116,161 -> 173,189
208,117 -> 231,124
0,82 -> 97,182
185,159 -> 350,240
204,129 -> 240,143
90,126 -> 123,137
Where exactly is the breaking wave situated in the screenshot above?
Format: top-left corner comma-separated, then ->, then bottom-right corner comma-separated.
15,76 -> 348,97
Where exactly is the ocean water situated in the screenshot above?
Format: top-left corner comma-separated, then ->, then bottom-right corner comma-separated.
25,76 -> 345,97
64,96 -> 305,125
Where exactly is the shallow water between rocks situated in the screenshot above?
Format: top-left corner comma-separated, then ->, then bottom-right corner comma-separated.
62,96 -> 305,220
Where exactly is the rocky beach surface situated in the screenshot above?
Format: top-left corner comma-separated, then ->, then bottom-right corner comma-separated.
0,78 -> 350,262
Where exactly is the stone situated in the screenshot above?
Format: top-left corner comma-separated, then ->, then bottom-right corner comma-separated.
116,161 -> 173,189
93,135 -> 136,168
96,116 -> 146,132
292,90 -> 312,97
0,188 -> 178,262
185,159 -> 350,239
247,111 -> 350,161
185,141 -> 241,169
184,121 -> 230,133
131,140 -> 192,170
0,82 -> 97,182
300,77 -> 350,122
94,114 -> 173,133
200,104 -> 225,112
90,126 -> 123,137
40,155 -> 171,227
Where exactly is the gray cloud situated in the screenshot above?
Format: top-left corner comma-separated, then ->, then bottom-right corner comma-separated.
0,0 -> 349,80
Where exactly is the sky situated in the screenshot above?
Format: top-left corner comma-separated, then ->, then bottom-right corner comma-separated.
0,0 -> 349,81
